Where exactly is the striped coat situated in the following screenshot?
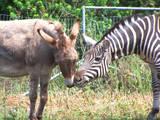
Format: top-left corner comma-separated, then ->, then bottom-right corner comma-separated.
74,14 -> 160,120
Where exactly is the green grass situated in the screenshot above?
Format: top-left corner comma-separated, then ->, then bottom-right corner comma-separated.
0,89 -> 154,120
0,55 -> 157,120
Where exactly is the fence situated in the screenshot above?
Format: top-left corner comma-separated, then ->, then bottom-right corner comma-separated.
0,14 -> 79,96
0,6 -> 160,118
0,7 -> 160,118
0,6 -> 160,93
82,6 -> 160,40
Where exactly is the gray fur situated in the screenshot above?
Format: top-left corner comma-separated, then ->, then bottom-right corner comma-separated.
0,19 -> 79,120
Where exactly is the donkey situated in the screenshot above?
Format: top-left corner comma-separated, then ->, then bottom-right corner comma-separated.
0,19 -> 80,120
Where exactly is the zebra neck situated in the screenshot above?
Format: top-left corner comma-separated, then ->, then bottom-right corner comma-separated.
103,14 -> 160,62
105,29 -> 139,61
105,18 -> 145,61
105,35 -> 137,61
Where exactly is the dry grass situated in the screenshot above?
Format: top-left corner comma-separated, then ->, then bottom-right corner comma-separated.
0,55 -> 157,119
1,89 -> 158,120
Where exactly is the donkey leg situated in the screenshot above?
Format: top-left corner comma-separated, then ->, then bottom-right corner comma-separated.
29,74 -> 39,120
36,74 -> 50,120
147,66 -> 160,120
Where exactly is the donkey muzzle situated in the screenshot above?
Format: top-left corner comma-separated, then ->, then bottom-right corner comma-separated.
64,78 -> 74,88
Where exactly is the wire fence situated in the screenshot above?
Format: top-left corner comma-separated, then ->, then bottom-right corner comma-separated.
0,14 -> 78,95
82,6 -> 160,40
0,11 -> 150,95
0,14 -> 87,97
0,7 -> 160,95
0,8 -> 158,119
0,14 -> 123,98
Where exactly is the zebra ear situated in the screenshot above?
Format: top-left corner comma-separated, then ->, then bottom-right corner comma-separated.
82,33 -> 97,47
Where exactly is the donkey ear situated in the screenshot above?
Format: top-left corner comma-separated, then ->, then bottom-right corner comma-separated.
70,19 -> 80,46
37,28 -> 58,45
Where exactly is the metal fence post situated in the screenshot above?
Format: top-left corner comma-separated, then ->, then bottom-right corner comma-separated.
82,6 -> 86,34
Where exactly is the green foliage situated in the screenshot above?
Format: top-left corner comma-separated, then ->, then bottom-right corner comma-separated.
0,0 -> 159,20
0,1 -> 159,119
6,0 -> 48,18
0,0 -> 82,19
119,0 -> 160,7
1,0 -> 159,19
0,0 -> 160,23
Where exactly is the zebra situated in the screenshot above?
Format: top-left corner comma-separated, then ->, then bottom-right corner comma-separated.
73,14 -> 160,120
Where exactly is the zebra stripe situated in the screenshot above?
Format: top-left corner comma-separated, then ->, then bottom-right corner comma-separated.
78,14 -> 160,119
114,28 -> 124,56
132,17 -> 144,54
125,19 -> 137,53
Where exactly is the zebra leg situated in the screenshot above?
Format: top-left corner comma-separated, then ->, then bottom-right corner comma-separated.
147,65 -> 160,120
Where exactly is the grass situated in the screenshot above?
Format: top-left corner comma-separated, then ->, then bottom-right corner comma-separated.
0,89 -> 154,120
0,55 -> 158,120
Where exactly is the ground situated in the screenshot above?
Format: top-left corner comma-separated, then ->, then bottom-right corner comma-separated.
0,89 -> 158,120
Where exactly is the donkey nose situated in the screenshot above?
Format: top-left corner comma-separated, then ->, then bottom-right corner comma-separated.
64,79 -> 74,88
66,84 -> 74,88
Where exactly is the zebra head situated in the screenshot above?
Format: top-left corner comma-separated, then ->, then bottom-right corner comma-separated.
74,39 -> 112,87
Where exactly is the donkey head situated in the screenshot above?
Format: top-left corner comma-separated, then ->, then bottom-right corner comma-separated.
74,36 -> 111,88
38,20 -> 80,87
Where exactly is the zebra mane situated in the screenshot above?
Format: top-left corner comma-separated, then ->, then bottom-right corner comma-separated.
95,14 -> 144,46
